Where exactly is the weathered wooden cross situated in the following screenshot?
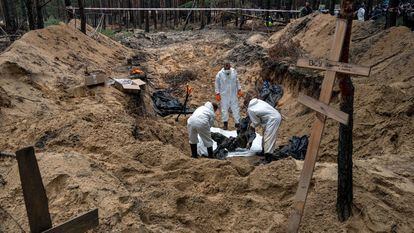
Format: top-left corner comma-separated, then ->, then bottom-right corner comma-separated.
15,146 -> 99,233
287,18 -> 371,232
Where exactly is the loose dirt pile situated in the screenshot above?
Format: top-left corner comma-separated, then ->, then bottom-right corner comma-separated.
1,15 -> 413,233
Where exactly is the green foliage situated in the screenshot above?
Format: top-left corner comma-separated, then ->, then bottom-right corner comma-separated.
45,17 -> 61,27
121,31 -> 134,37
113,30 -> 135,41
99,29 -> 116,38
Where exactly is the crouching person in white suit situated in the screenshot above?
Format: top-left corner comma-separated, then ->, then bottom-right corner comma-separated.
246,97 -> 282,163
187,102 -> 219,158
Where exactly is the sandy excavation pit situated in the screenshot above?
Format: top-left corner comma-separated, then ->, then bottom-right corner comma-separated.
1,14 -> 414,232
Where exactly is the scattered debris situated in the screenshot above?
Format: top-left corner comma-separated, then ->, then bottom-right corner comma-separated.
0,151 -> 15,158
35,130 -> 59,149
129,67 -> 147,80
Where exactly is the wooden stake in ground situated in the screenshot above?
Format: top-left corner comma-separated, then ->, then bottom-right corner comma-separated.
16,146 -> 99,233
286,18 -> 371,232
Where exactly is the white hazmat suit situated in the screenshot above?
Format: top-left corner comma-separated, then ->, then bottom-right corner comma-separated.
357,7 -> 365,21
187,102 -> 216,148
248,98 -> 282,154
215,68 -> 241,124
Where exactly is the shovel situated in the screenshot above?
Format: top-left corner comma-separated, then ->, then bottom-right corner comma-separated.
175,85 -> 193,122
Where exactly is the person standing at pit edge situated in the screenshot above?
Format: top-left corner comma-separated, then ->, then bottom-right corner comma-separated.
215,62 -> 243,130
187,102 -> 219,159
300,1 -> 313,17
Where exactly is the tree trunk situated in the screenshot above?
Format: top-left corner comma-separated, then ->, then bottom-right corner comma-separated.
385,0 -> 399,28
200,0 -> 205,29
78,0 -> 86,34
266,0 -> 271,18
137,0 -> 142,28
174,0 -> 178,26
366,0 -> 373,20
183,0 -> 196,31
329,0 -> 335,15
20,0 -> 27,29
1,0 -> 18,33
152,10 -> 157,30
35,0 -> 44,29
160,0 -> 165,29
144,0 -> 150,33
239,0 -> 245,29
24,0 -> 36,30
128,0 -> 134,28
336,0 -> 354,222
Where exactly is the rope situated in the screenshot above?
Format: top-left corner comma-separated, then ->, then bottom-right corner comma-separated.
66,7 -> 300,13
91,13 -> 105,39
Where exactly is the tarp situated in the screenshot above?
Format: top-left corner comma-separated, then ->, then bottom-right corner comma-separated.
151,90 -> 193,117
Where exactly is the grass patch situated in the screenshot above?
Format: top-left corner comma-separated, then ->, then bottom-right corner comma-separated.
45,17 -> 61,27
99,29 -> 116,38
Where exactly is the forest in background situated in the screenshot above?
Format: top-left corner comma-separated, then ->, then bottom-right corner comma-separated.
0,0 -> 366,32
0,0 -> 411,39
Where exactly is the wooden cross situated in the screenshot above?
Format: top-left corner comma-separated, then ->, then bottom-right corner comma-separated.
15,146 -> 99,233
287,18 -> 371,233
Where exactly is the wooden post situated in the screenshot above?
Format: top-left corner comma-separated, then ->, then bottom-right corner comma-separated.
16,147 -> 53,233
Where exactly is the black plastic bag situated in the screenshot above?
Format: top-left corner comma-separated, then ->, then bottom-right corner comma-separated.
151,90 -> 193,117
260,80 -> 284,107
273,135 -> 308,160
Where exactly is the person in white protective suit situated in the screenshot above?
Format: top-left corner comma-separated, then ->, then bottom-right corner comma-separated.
246,97 -> 282,163
215,62 -> 243,130
187,102 -> 219,158
357,4 -> 365,21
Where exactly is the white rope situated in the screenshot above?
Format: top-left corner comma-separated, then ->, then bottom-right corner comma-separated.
67,7 -> 300,13
0,26 -> 10,42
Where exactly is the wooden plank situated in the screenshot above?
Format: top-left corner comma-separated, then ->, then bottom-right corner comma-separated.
16,146 -> 53,233
132,79 -> 146,86
85,73 -> 106,87
287,18 -> 348,233
298,93 -> 349,125
42,209 -> 99,233
297,58 -> 371,77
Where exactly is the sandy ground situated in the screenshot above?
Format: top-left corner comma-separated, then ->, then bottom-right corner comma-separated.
0,15 -> 413,232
